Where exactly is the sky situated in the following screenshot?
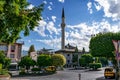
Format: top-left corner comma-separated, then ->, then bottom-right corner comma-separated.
19,0 -> 120,51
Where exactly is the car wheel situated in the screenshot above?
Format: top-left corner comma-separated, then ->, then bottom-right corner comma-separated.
105,76 -> 107,79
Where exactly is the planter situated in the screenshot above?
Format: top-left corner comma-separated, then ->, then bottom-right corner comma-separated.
0,75 -> 10,80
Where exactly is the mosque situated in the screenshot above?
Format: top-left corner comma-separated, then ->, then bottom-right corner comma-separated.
55,8 -> 85,67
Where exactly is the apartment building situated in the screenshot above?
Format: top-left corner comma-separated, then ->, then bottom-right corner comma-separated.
0,42 -> 23,70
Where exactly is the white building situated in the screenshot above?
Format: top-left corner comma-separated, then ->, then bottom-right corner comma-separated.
55,43 -> 82,67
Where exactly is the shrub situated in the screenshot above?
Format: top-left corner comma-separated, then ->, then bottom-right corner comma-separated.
51,54 -> 66,67
19,71 -> 26,75
79,54 -> 93,67
31,68 -> 41,71
0,64 -> 2,70
19,68 -> 26,75
37,54 -> 52,68
89,63 -> 102,70
0,69 -> 9,75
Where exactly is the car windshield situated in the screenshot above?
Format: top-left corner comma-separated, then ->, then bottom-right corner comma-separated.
105,68 -> 113,72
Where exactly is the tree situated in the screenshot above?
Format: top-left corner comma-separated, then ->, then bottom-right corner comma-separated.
79,57 -> 86,67
82,47 -> 85,54
0,0 -> 44,43
89,32 -> 120,57
51,54 -> 66,67
0,51 -> 6,64
0,51 -> 11,69
18,56 -> 33,72
72,46 -> 78,66
37,54 -> 52,68
79,54 -> 93,67
31,60 -> 36,68
99,57 -> 108,67
89,32 -> 120,80
72,54 -> 78,63
28,45 -> 35,56
4,58 -> 11,69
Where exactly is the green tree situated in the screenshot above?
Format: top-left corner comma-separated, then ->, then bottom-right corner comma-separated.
99,57 -> 108,67
37,54 -> 52,68
72,54 -> 78,66
79,57 -> 86,67
51,54 -> 66,67
0,51 -> 11,69
31,59 -> 36,68
89,32 -> 120,80
72,54 -> 78,63
89,32 -> 120,57
0,51 -> 6,64
0,0 -> 43,43
28,45 -> 35,56
79,54 -> 93,67
4,58 -> 11,69
18,56 -> 33,72
82,47 -> 85,54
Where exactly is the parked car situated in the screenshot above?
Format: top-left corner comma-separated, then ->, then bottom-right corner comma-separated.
104,67 -> 115,79
44,66 -> 56,72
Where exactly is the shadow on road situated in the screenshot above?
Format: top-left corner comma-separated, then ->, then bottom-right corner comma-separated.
96,76 -> 115,80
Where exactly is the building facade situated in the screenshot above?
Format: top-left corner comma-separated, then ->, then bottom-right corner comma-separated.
0,42 -> 23,70
55,43 -> 82,67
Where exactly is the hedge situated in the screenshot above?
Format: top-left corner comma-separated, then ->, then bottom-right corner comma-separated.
89,63 -> 102,70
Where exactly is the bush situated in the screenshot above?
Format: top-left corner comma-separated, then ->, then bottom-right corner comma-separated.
19,71 -> 26,75
31,68 -> 41,71
51,54 -> 66,67
19,68 -> 26,75
79,54 -> 93,68
0,64 -> 2,69
0,69 -> 9,75
89,63 -> 102,70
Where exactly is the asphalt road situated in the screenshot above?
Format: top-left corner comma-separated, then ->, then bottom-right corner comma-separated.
65,68 -> 104,80
11,71 -> 79,80
10,68 -> 114,80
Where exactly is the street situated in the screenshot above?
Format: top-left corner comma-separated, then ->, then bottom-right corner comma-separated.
65,68 -> 105,80
10,68 -> 114,80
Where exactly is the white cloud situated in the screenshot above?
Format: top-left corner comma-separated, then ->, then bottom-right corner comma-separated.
22,46 -> 29,51
27,4 -> 34,9
94,2 -> 101,11
94,0 -> 120,21
34,19 -> 60,37
66,20 -> 120,51
28,40 -> 31,43
49,2 -> 53,5
43,1 -> 47,4
87,2 -> 93,14
58,0 -> 65,3
34,20 -> 47,37
47,17 -> 50,20
46,21 -> 58,34
34,19 -> 120,51
36,37 -> 61,49
51,16 -> 57,22
48,6 -> 52,10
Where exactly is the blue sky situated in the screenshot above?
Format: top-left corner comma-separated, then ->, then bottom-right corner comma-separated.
19,0 -> 120,51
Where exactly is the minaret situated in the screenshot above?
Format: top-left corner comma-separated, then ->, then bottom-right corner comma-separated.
61,8 -> 65,49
